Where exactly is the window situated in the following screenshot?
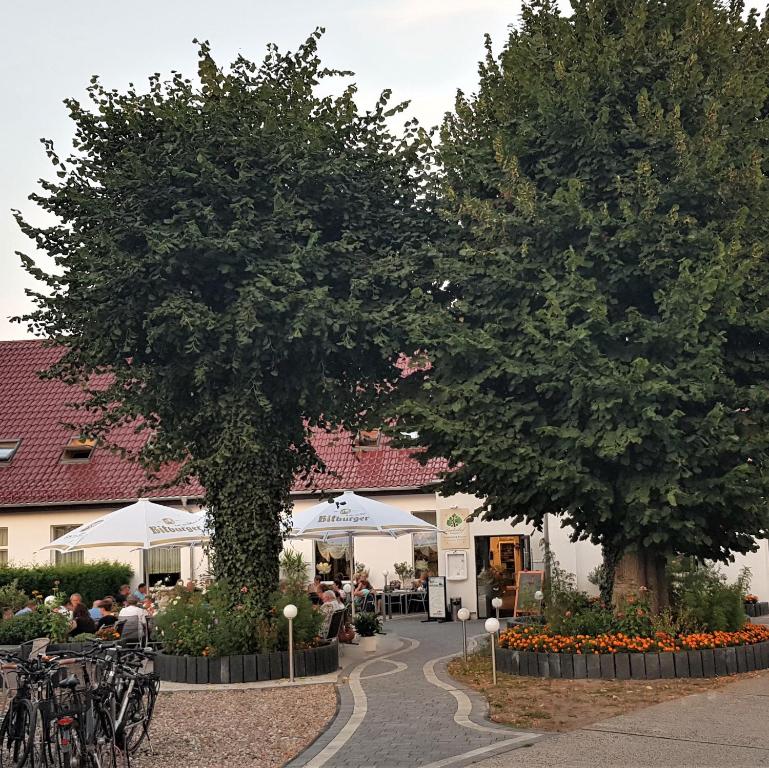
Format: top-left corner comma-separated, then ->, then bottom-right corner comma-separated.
0,440 -> 20,465
61,437 -> 96,463
147,548 -> 181,586
0,528 -> 8,565
354,429 -> 381,450
51,525 -> 84,565
314,539 -> 350,580
412,511 -> 438,577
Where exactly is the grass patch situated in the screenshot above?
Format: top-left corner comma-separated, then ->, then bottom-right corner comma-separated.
448,652 -> 763,732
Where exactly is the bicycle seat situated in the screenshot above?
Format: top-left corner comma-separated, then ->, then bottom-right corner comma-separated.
59,675 -> 80,690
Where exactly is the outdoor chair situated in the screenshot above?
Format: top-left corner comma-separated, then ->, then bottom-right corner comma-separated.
20,637 -> 50,661
115,615 -> 144,647
360,592 -> 376,613
326,608 -> 346,641
408,591 -> 427,614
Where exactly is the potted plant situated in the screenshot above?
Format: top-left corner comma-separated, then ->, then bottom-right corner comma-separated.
353,612 -> 382,652
394,562 -> 415,589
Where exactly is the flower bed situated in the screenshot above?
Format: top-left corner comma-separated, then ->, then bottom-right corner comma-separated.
153,640 -> 338,683
496,624 -> 769,679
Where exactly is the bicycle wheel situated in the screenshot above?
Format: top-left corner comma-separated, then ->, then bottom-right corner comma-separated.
25,704 -> 49,768
0,699 -> 35,768
119,683 -> 155,756
90,710 -> 115,768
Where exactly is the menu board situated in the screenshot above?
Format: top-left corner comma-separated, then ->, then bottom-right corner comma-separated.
513,571 -> 544,616
428,576 -> 447,620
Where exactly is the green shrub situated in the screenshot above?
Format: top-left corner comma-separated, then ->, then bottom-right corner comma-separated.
153,581 -> 323,657
670,559 -> 748,632
0,609 -> 70,645
0,581 -> 29,613
353,612 -> 381,637
271,588 -> 323,650
0,562 -> 133,604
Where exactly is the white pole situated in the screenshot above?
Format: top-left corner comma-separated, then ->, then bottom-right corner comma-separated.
288,618 -> 294,682
485,617 -> 500,686
348,533 -> 355,620
283,604 -> 298,683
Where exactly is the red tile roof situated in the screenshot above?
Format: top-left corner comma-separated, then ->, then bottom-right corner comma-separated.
0,340 -> 446,507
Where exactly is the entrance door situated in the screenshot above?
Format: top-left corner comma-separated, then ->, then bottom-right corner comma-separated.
475,535 -> 528,618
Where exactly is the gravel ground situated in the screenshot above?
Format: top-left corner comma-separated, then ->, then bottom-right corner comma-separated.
133,685 -> 337,768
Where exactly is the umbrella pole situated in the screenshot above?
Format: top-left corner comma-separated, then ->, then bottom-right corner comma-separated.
349,533 -> 355,621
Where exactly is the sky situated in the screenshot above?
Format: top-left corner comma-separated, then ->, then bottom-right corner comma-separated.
0,0 -> 525,341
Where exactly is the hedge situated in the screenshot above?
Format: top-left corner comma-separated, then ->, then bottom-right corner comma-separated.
0,562 -> 134,604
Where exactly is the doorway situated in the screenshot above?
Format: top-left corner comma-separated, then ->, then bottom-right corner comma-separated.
475,534 -> 530,618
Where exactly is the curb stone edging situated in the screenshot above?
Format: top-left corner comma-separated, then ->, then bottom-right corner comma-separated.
497,640 -> 769,679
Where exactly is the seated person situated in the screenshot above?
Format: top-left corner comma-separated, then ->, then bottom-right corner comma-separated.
15,601 -> 37,616
332,577 -> 347,603
308,576 -> 324,603
70,603 -> 97,636
118,595 -> 148,630
89,600 -> 103,621
353,574 -> 375,607
133,583 -> 148,601
418,570 -> 430,589
318,590 -> 343,637
97,600 -> 118,630
114,584 -> 131,606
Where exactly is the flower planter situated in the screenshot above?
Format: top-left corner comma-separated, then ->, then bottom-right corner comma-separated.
359,635 -> 377,653
494,640 -> 769,680
154,640 -> 338,684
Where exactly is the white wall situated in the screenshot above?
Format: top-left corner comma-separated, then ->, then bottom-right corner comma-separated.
0,503 -> 205,588
3,496 -> 768,617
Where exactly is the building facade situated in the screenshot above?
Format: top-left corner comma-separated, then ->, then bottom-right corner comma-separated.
2,340 -> 768,616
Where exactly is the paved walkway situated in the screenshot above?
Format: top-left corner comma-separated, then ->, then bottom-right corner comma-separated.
474,666 -> 769,767
287,617 -> 541,768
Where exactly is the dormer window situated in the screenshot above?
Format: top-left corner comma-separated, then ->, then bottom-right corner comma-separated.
0,440 -> 20,465
354,429 -> 381,450
61,437 -> 96,463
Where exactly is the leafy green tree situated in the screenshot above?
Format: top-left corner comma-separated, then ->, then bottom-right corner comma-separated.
401,0 -> 769,606
15,31 -> 438,612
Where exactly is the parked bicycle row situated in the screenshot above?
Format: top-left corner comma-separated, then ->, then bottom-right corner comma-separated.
0,638 -> 158,767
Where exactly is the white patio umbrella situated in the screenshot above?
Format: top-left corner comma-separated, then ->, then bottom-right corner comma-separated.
288,491 -> 438,616
41,498 -> 208,552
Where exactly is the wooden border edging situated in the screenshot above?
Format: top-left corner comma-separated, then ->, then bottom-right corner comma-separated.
153,640 -> 339,683
497,640 -> 769,679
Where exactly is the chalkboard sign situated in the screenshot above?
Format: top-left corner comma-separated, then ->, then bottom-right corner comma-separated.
427,576 -> 447,620
513,571 -> 544,616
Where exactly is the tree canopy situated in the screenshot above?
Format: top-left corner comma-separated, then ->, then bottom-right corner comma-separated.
15,31 -> 439,607
400,0 -> 769,593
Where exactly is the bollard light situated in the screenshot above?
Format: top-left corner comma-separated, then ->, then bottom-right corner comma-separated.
485,617 -> 500,686
457,607 -> 470,661
284,603 -> 298,682
343,582 -> 355,619
491,596 -> 503,622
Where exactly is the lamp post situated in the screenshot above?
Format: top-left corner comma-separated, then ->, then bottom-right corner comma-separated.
283,604 -> 298,682
485,617 -> 500,686
491,596 -> 502,623
343,582 -> 354,619
457,607 -> 470,661
535,589 -> 544,618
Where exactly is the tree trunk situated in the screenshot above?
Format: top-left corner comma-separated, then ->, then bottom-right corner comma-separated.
613,546 -> 669,612
200,445 -> 294,615
599,544 -> 622,607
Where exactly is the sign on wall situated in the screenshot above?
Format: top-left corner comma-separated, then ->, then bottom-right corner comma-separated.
438,509 -> 470,550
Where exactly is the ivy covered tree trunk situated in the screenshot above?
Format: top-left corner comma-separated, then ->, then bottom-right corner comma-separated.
599,544 -> 623,608
199,444 -> 295,615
